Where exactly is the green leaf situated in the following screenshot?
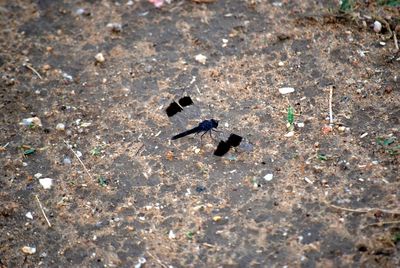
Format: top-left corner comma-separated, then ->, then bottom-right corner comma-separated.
318,154 -> 328,161
186,231 -> 195,240
378,0 -> 400,7
98,177 -> 108,187
387,145 -> 400,156
91,147 -> 101,156
24,148 -> 36,155
383,137 -> 396,146
340,0 -> 353,11
287,106 -> 294,125
393,232 -> 400,243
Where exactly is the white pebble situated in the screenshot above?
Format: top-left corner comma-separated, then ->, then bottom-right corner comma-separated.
284,131 -> 294,137
168,230 -> 176,239
95,53 -> 105,63
195,54 -> 207,64
39,178 -> 53,189
264,173 -> 273,181
279,87 -> 295,94
304,177 -> 313,184
63,157 -> 72,165
56,123 -> 65,131
34,173 -> 43,178
21,246 -> 36,255
373,21 -> 382,33
25,212 -> 33,220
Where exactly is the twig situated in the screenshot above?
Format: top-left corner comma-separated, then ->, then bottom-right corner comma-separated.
63,140 -> 94,181
24,63 -> 43,80
203,242 -> 216,248
146,251 -> 168,268
362,220 -> 400,229
135,144 -> 145,156
35,195 -> 52,227
326,202 -> 400,215
328,86 -> 334,126
2,142 -> 9,148
394,31 -> 399,51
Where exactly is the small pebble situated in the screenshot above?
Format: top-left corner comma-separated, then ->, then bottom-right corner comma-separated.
195,54 -> 207,64
106,22 -> 122,33
279,87 -> 295,94
264,173 -> 273,181
284,131 -> 294,137
168,230 -> 176,239
297,122 -> 305,128
56,123 -> 65,131
21,246 -> 36,255
20,117 -> 42,127
304,177 -> 313,184
63,157 -> 71,165
39,178 -> 53,189
34,173 -> 43,178
373,21 -> 382,33
95,53 -> 105,63
144,65 -> 152,73
25,212 -> 33,219
213,215 -> 222,222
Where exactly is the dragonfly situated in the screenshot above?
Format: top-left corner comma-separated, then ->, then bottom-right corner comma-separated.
165,96 -> 243,156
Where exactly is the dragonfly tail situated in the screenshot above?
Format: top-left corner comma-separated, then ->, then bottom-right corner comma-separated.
171,127 -> 199,140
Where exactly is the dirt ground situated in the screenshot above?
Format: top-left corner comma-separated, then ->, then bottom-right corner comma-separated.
1,0 -> 399,267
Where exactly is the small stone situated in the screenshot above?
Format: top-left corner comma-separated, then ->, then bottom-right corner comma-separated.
297,122 -> 305,128
106,22 -> 122,33
284,131 -> 294,137
34,173 -> 43,179
20,117 -> 42,127
373,21 -> 382,33
95,53 -> 105,63
168,230 -> 176,239
278,61 -> 284,66
264,173 -> 273,181
39,178 -> 53,189
338,126 -> 346,132
25,212 -> 33,219
279,87 -> 295,94
195,54 -> 207,64
213,215 -> 222,222
21,246 -> 36,255
63,157 -> 71,165
42,64 -> 51,70
144,65 -> 152,73
56,123 -> 65,131
304,177 -> 313,184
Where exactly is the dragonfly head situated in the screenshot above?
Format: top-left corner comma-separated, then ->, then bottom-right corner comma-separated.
211,119 -> 219,128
